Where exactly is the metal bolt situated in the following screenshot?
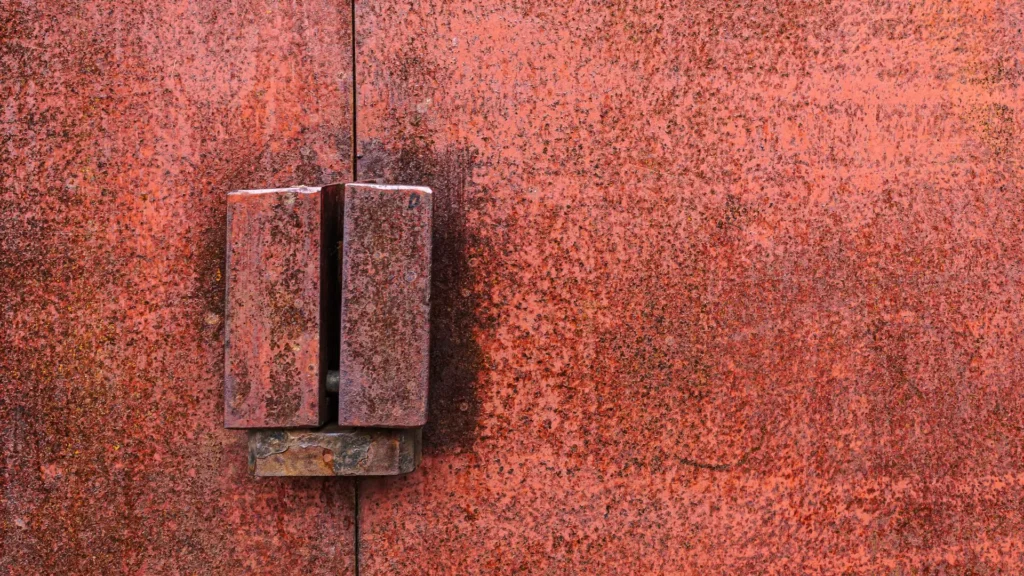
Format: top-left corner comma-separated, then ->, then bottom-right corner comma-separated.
326,370 -> 340,394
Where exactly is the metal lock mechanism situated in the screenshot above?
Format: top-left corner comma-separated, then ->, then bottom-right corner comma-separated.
223,183 -> 432,476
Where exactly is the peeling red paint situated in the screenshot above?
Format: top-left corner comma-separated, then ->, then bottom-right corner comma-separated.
356,0 -> 1024,573
0,0 -> 355,572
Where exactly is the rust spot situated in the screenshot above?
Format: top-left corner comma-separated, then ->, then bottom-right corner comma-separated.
193,206 -> 228,332
963,103 -> 1017,158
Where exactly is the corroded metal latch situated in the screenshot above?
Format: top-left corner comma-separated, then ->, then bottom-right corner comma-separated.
224,183 -> 431,476
249,426 -> 421,477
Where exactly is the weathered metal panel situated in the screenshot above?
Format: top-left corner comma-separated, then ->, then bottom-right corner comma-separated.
249,426 -> 421,477
0,0 -> 356,573
356,0 -> 1024,573
338,183 -> 432,427
224,187 -> 329,429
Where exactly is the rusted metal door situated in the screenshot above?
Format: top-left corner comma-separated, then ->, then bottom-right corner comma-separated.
1,1 -> 357,572
354,0 -> 1024,573
5,0 -> 1024,574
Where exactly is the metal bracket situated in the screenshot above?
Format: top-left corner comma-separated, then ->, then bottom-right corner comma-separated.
249,426 -> 421,477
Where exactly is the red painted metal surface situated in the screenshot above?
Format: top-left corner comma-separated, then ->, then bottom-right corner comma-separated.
338,184 -> 432,427
1,1 -> 355,573
356,0 -> 1024,573
225,187 -> 332,429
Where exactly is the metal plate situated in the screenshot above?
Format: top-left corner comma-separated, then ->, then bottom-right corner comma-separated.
224,186 -> 337,429
338,184 -> 432,427
249,426 -> 421,477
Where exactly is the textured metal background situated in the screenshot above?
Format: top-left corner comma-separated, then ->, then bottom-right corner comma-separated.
3,0 -> 1024,572
355,0 -> 1024,573
1,1 -> 355,572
